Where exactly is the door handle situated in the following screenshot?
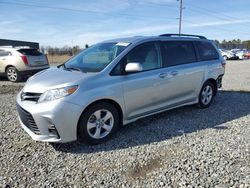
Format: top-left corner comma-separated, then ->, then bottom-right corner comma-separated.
170,71 -> 178,76
158,73 -> 168,78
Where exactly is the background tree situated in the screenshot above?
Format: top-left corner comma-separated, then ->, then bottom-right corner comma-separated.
214,40 -> 220,47
41,39 -> 250,57
243,40 -> 250,49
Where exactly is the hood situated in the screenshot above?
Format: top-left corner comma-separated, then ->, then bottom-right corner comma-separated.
22,67 -> 95,93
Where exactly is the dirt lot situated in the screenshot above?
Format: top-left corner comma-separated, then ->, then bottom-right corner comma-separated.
0,60 -> 250,187
47,55 -> 72,65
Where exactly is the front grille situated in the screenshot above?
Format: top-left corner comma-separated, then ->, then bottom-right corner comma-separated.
21,92 -> 41,102
16,104 -> 41,135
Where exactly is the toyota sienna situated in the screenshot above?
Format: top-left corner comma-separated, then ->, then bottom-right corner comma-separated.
16,34 -> 225,144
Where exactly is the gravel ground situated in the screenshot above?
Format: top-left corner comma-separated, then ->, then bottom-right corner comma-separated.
0,60 -> 250,187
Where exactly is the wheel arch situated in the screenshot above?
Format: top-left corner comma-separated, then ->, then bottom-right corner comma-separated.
223,55 -> 228,60
5,65 -> 17,73
204,78 -> 217,96
77,98 -> 124,138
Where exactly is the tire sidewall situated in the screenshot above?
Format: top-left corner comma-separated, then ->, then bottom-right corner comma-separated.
6,67 -> 20,82
78,102 -> 120,144
199,81 -> 215,108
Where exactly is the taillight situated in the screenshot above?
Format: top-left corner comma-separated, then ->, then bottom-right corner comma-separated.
221,60 -> 226,68
20,55 -> 28,65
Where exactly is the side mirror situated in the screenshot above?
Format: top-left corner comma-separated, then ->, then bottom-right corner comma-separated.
125,62 -> 143,73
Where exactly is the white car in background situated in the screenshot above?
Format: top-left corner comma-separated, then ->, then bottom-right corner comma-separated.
219,49 -> 237,60
231,49 -> 245,60
0,47 -> 49,82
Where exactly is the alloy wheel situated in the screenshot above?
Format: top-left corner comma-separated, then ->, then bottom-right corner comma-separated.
86,109 -> 114,139
7,68 -> 18,82
201,85 -> 213,105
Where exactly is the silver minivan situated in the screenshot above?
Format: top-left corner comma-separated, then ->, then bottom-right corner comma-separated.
16,34 -> 225,144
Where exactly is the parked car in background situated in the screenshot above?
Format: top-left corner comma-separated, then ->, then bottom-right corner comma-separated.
219,49 -> 237,60
0,47 -> 49,82
243,51 -> 250,59
16,34 -> 225,144
231,49 -> 245,60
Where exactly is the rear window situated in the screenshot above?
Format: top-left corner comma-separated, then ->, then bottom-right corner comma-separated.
161,41 -> 197,67
196,41 -> 219,61
17,49 -> 42,56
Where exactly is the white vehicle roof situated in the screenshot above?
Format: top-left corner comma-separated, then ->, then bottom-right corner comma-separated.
0,46 -> 32,50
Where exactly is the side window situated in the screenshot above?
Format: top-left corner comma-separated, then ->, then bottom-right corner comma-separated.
196,41 -> 219,61
126,43 -> 161,71
0,50 -> 11,57
111,42 -> 161,75
161,41 -> 196,67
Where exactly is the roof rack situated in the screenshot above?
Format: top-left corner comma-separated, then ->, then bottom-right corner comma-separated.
159,34 -> 207,39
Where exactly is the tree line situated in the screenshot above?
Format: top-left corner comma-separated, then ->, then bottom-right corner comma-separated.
214,39 -> 250,50
40,39 -> 250,56
40,44 -> 89,56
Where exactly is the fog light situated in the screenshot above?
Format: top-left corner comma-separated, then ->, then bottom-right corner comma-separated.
48,124 -> 60,138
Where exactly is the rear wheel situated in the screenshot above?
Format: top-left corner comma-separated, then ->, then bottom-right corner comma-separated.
223,55 -> 228,60
77,102 -> 120,144
198,81 -> 215,108
6,66 -> 21,82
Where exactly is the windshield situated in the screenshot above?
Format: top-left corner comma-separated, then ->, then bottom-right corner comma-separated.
64,42 -> 130,72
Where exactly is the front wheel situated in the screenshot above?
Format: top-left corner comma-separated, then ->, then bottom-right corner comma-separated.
77,102 -> 120,144
198,81 -> 215,108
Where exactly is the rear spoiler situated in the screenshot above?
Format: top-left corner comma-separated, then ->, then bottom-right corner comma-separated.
0,39 -> 39,49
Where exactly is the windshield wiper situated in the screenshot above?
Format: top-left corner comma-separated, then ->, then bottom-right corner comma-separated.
58,63 -> 87,73
57,63 -> 66,68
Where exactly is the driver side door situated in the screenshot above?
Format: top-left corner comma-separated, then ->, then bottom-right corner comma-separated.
119,42 -> 166,120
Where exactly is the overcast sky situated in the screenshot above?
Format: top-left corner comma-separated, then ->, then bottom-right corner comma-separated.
1,0 -> 250,47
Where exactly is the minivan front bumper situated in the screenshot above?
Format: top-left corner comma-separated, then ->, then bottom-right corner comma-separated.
16,91 -> 83,143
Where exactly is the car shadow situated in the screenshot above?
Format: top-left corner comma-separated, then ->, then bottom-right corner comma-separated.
0,76 -> 28,82
51,90 -> 250,153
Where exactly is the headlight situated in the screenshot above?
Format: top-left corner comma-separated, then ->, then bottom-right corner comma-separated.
38,85 -> 78,103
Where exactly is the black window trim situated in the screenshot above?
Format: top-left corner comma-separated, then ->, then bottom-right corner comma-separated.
193,41 -> 202,61
160,40 -> 198,68
194,41 -> 219,62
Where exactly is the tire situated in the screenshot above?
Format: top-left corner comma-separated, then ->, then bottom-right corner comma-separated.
198,81 -> 215,108
6,66 -> 21,82
77,102 -> 120,144
223,55 -> 228,60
